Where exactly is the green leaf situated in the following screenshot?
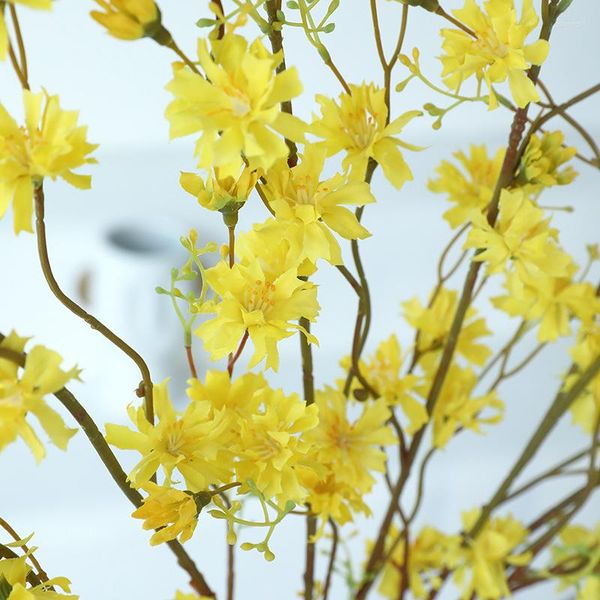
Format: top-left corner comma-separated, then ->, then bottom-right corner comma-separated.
196,18 -> 217,28
395,75 -> 414,92
556,0 -> 575,16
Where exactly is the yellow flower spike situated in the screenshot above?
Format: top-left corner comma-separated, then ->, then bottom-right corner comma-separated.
440,0 -> 549,109
305,387 -> 397,493
166,33 -> 306,173
464,188 -> 574,279
311,83 -> 422,188
428,144 -> 504,229
91,0 -> 161,41
195,254 -> 320,371
431,365 -> 503,448
132,482 -> 200,546
256,144 -> 375,267
455,509 -> 530,599
515,130 -> 578,191
0,2 -> 52,62
0,89 -> 97,234
180,166 -> 259,214
105,380 -> 234,490
0,332 -> 78,462
379,525 -> 460,599
403,287 -> 492,367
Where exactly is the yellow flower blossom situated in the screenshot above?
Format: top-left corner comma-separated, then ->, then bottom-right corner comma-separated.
0,90 -> 97,234
493,271 -> 599,342
455,509 -> 531,599
91,0 -> 160,40
428,144 -> 504,228
256,144 -> 375,267
379,526 -> 460,599
431,365 -> 503,448
132,482 -> 199,546
0,331 -> 78,462
311,83 -> 421,188
0,554 -> 77,599
235,386 -> 318,502
464,188 -> 573,278
305,387 -> 396,492
516,130 -> 577,191
180,166 -> 259,214
344,335 -> 428,435
195,254 -> 320,371
440,0 -> 550,109
174,593 -> 213,600
0,2 -> 52,62
403,287 -> 492,367
165,33 -> 305,173
105,380 -> 232,490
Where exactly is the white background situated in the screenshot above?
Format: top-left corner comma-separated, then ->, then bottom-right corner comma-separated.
1,1 -> 599,599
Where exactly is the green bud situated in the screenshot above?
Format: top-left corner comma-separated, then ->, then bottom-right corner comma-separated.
400,0 -> 440,12
322,22 -> 336,33
196,18 -> 218,28
286,0 -> 299,8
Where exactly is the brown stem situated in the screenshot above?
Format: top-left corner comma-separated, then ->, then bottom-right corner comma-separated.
325,58 -> 352,95
227,330 -> 249,377
227,543 -> 235,600
435,6 -> 476,38
322,519 -> 339,600
33,185 -> 154,424
185,345 -> 198,379
0,332 -> 215,597
8,5 -> 28,84
228,225 -> 235,269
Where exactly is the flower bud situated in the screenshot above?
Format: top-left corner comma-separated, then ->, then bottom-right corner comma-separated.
91,0 -> 162,41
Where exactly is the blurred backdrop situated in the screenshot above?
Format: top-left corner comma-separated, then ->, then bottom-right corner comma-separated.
0,1 -> 599,599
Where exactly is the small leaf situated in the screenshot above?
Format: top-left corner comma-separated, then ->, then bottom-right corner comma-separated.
286,0 -> 299,8
322,22 -> 335,33
196,18 -> 217,28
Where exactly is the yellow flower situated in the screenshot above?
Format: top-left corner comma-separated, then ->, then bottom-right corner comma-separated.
305,387 -> 396,493
256,144 -> 375,267
455,509 -> 531,599
516,130 -> 577,191
431,365 -> 503,448
428,144 -> 504,228
311,83 -> 421,188
440,0 -> 549,109
195,254 -> 320,371
0,90 -> 97,234
91,0 -> 161,41
166,33 -> 305,173
379,526 -> 460,599
132,482 -> 199,546
0,2 -> 52,62
464,188 -> 573,278
493,271 -> 599,342
0,331 -> 78,462
105,380 -> 233,490
346,335 -> 428,436
403,287 -> 492,367
174,593 -> 213,600
0,554 -> 77,599
234,386 -> 319,502
180,166 -> 259,214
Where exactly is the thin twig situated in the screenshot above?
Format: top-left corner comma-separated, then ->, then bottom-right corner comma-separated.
322,519 -> 339,600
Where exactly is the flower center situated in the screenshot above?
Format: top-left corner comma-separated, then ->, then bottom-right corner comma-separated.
475,28 -> 509,59
165,421 -> 186,456
346,110 -> 378,150
245,280 -> 276,313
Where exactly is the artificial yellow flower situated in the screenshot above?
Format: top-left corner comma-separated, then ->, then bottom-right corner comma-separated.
234,386 -> 319,502
379,526 -> 460,599
403,287 -> 492,367
132,482 -> 199,546
173,593 -> 214,600
0,90 -> 97,234
105,380 -> 232,490
195,255 -> 320,371
0,554 -> 77,599
166,33 -> 305,173
428,144 -> 504,228
311,83 -> 421,188
180,166 -> 259,214
431,365 -> 503,448
515,130 -> 577,191
493,270 -> 598,342
464,188 -> 573,278
91,0 -> 161,41
256,144 -> 375,267
0,331 -> 78,462
455,509 -> 531,599
440,0 -> 550,109
0,2 -> 52,62
305,387 -> 396,493
344,335 -> 427,435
